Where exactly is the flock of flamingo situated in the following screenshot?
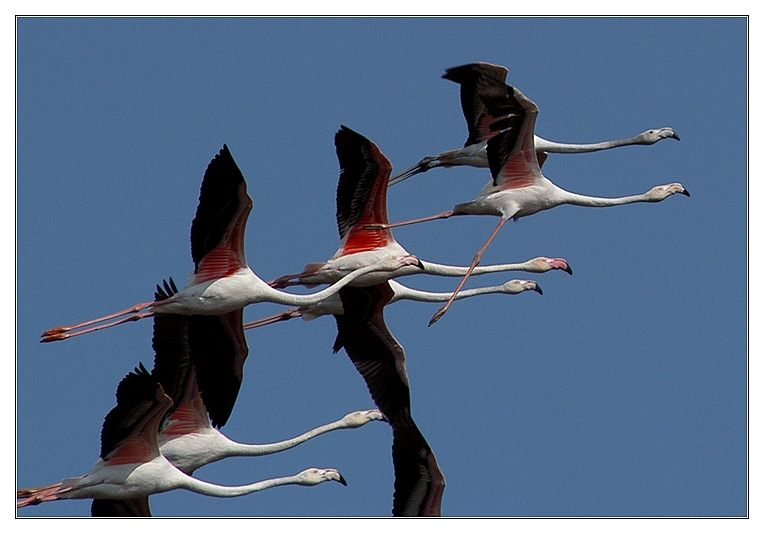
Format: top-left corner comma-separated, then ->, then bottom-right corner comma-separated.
19,62 -> 688,517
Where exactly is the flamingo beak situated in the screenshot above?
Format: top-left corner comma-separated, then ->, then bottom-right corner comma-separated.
680,188 -> 691,197
670,132 -> 681,141
336,474 -> 348,486
532,283 -> 543,295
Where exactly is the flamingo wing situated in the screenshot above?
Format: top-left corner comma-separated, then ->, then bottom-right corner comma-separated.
442,62 -> 511,146
91,497 -> 152,517
99,363 -> 173,465
190,144 -> 253,284
188,309 -> 249,428
333,283 -> 445,516
334,125 -> 395,255
485,84 -> 544,189
152,279 -> 248,430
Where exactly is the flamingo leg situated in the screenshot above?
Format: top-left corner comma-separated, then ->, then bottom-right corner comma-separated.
365,210 -> 455,231
41,309 -> 156,342
428,217 -> 509,326
42,301 -> 156,337
243,308 -> 303,331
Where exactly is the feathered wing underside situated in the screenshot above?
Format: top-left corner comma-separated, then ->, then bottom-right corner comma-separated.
332,284 -> 410,423
335,125 -> 395,254
100,364 -> 173,464
151,279 -> 194,413
442,62 -> 511,146
91,497 -> 152,517
188,310 -> 249,428
152,279 -> 247,430
486,84 -> 544,189
392,424 -> 446,517
190,144 -> 253,283
332,284 -> 445,516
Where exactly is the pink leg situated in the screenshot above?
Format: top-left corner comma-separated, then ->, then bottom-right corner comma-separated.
364,210 -> 454,230
17,482 -> 65,508
41,310 -> 156,342
243,308 -> 303,331
42,301 -> 156,336
268,273 -> 306,289
429,217 -> 509,326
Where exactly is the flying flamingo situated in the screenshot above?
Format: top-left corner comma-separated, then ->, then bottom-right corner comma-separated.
89,280 -> 383,516
17,364 -> 348,511
373,81 -> 690,325
333,283 -> 445,516
243,278 -> 543,331
268,125 -> 570,291
41,144 -> 421,343
151,278 -> 384,474
389,62 -> 679,186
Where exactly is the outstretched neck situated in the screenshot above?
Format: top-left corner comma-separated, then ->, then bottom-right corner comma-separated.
225,419 -> 349,457
421,259 -> 530,276
534,134 -> 642,154
390,282 -> 506,304
178,472 -> 300,498
559,188 -> 653,208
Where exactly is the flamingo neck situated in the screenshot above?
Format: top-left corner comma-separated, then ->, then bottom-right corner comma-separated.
178,472 -> 301,498
534,134 -> 643,154
390,282 -> 508,304
559,188 -> 653,208
420,259 -> 532,276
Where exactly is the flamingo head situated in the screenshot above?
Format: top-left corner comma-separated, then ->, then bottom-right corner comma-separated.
296,468 -> 348,487
340,409 -> 387,428
647,182 -> 691,201
501,279 -> 543,295
527,257 -> 573,275
637,127 -> 681,144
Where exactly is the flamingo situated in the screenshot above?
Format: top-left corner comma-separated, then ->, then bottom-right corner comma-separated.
242,278 -> 543,331
268,125 -> 571,291
333,283 -> 445,516
17,364 -> 348,512
373,81 -> 690,325
389,62 -> 680,186
40,144 -> 421,343
88,279 -> 383,516
151,278 -> 385,475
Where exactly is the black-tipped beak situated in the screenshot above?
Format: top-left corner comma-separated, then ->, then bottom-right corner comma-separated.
416,259 -> 425,270
681,189 -> 691,197
671,132 -> 681,141
564,265 -> 573,276
533,284 -> 543,295
336,474 -> 348,486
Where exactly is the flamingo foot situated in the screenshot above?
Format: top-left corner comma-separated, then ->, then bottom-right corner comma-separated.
428,307 -> 447,327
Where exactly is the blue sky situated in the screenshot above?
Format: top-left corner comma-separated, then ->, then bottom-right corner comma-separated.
16,17 -> 747,518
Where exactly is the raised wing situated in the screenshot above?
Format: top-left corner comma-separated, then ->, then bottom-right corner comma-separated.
485,84 -> 543,189
191,145 -> 253,283
99,363 -> 173,463
442,62 -> 512,146
335,125 -> 395,255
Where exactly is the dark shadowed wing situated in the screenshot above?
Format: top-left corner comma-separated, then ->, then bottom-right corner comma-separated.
91,497 -> 152,517
152,278 -> 249,429
442,62 -> 512,146
100,364 -> 173,461
333,283 -> 445,516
